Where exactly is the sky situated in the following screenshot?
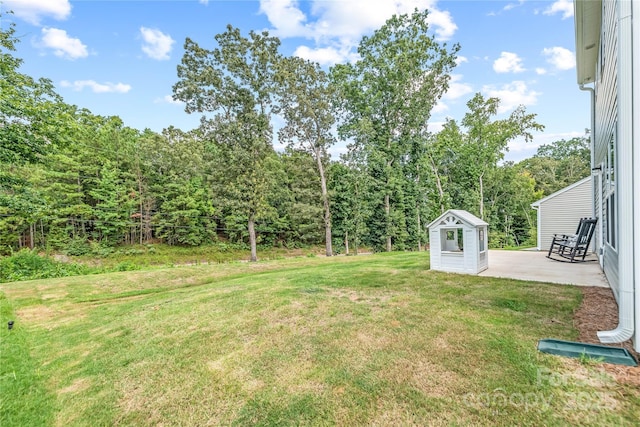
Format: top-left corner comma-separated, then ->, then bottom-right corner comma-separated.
2,0 -> 590,162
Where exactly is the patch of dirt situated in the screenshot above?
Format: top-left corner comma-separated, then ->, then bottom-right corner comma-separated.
574,286 -> 640,386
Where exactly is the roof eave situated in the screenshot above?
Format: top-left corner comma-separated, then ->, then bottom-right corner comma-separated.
574,0 -> 602,85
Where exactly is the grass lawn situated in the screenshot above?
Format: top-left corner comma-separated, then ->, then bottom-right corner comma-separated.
1,252 -> 638,426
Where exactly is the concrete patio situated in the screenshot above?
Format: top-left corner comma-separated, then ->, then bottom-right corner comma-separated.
479,250 -> 609,288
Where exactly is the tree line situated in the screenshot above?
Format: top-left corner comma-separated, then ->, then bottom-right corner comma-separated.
1,10 -> 590,258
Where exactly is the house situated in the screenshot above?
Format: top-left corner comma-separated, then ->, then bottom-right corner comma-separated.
427,209 -> 488,275
531,177 -> 593,252
574,0 -> 639,351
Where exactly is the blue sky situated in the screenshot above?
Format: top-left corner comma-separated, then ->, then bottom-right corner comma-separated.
2,0 -> 588,162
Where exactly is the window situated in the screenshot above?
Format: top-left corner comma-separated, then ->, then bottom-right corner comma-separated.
441,228 -> 463,252
605,129 -> 617,249
479,229 -> 485,252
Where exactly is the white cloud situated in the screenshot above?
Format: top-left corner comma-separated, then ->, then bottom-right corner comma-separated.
482,81 -> 540,113
259,0 -> 311,39
427,8 -> 457,41
487,0 -> 524,17
40,28 -> 88,60
427,120 -> 446,133
328,142 -> 349,159
434,74 -> 473,115
199,0 -> 209,4
455,56 -> 468,66
140,27 -> 174,60
4,0 -> 71,25
543,0 -> 574,19
503,1 -> 524,12
442,74 -> 473,101
493,52 -> 525,73
542,46 -> 575,71
432,102 -> 449,114
155,95 -> 183,105
259,0 -> 458,65
60,80 -> 131,94
535,67 -> 547,75
294,46 -> 343,66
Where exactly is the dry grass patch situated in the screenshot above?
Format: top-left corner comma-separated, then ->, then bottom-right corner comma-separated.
58,378 -> 90,395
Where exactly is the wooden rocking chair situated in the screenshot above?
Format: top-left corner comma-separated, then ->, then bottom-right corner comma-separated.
547,217 -> 597,263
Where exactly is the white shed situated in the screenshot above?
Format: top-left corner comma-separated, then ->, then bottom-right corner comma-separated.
428,209 -> 489,274
530,177 -> 593,251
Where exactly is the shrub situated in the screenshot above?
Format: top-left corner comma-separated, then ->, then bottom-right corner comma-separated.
65,237 -> 92,256
114,261 -> 139,272
0,250 -> 95,283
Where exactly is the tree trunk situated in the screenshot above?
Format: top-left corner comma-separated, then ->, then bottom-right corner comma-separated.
479,172 -> 485,220
385,193 -> 392,252
354,233 -> 359,255
143,198 -> 153,244
29,224 -> 34,249
384,133 -> 393,252
427,154 -> 446,213
344,230 -> 349,255
315,152 -> 332,256
136,164 -> 145,245
248,212 -> 257,262
139,197 -> 143,245
416,205 -> 422,251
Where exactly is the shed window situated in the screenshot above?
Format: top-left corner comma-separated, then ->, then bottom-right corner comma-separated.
441,228 -> 463,252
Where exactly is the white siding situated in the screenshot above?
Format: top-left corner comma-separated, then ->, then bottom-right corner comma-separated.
440,253 -> 466,272
594,0 -> 620,299
429,229 -> 441,269
538,179 -> 593,251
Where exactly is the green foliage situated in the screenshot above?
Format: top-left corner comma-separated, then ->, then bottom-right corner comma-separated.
518,137 -> 591,195
328,161 -> 372,254
174,25 -> 283,261
155,178 -> 215,246
456,93 -> 544,218
65,236 -> 92,256
1,9 -> 565,255
114,261 -> 140,272
483,163 -> 542,247
0,15 -> 75,165
0,250 -> 95,282
332,9 -> 460,251
275,57 -> 337,255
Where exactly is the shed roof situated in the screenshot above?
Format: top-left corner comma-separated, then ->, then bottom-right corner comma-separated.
531,176 -> 591,208
427,209 -> 488,229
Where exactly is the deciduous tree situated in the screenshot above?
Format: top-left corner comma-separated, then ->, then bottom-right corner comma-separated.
174,25 -> 282,261
275,57 -> 336,256
458,93 -> 544,219
332,9 -> 459,251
